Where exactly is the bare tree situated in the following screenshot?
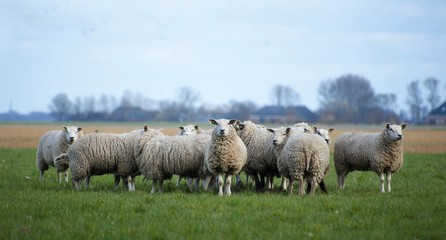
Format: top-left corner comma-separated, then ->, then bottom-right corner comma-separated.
318,74 -> 375,123
406,80 -> 425,124
98,94 -> 110,113
270,84 -> 300,107
176,86 -> 200,122
424,77 -> 440,111
227,100 -> 258,120
48,93 -> 72,121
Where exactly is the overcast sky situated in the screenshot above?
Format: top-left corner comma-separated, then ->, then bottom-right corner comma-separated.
1,0 -> 446,114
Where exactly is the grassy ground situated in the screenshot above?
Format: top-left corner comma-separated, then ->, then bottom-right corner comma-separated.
0,149 -> 445,239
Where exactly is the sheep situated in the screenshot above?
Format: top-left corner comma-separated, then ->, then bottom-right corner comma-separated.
277,131 -> 330,195
63,125 -> 152,191
175,124 -> 206,190
268,125 -> 333,192
36,126 -> 83,183
136,131 -> 211,194
334,123 -> 408,193
235,120 -> 278,191
204,118 -> 247,196
177,124 -> 200,136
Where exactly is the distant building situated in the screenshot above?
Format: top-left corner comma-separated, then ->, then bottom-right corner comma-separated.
425,101 -> 446,125
251,105 -> 319,124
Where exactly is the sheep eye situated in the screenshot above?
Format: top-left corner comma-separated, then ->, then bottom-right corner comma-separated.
389,129 -> 394,132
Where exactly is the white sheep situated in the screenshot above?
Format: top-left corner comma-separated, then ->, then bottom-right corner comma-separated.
136,132 -> 211,194
334,123 -> 408,193
268,123 -> 334,193
177,124 -> 200,136
235,120 -> 278,191
36,126 -> 83,183
204,118 -> 247,196
176,124 -> 201,190
62,125 -> 152,191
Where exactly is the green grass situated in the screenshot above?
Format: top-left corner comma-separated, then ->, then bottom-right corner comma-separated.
1,149 -> 445,240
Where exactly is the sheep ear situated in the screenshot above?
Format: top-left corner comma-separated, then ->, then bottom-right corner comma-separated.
304,128 -> 310,133
238,123 -> 245,130
194,125 -> 199,130
328,128 -> 335,133
77,127 -> 82,131
179,126 -> 184,130
229,119 -> 237,125
401,123 -> 408,129
144,125 -> 148,132
267,128 -> 274,133
313,126 -> 318,133
286,127 -> 291,135
209,119 -> 217,125
386,123 -> 390,129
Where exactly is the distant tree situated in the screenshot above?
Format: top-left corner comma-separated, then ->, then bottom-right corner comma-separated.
176,86 -> 200,122
49,93 -> 72,121
98,94 -> 110,113
270,84 -> 299,107
227,100 -> 258,120
406,80 -> 425,124
155,100 -> 180,121
318,74 -> 375,123
424,77 -> 440,111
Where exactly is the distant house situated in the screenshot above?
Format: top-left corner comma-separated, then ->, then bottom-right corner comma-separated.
251,105 -> 319,124
425,101 -> 446,125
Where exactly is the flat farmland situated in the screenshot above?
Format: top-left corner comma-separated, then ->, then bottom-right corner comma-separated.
0,122 -> 445,153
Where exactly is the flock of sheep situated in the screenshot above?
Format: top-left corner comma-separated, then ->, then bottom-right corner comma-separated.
36,119 -> 408,196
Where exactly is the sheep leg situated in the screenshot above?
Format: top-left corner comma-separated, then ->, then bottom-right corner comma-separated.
267,176 -> 274,190
194,178 -> 200,192
127,176 -> 135,192
72,179 -> 81,191
379,173 -> 385,193
159,180 -> 164,193
337,170 -> 348,190
114,175 -> 121,190
39,170 -> 45,182
298,175 -> 305,196
235,174 -> 243,189
319,180 -> 328,193
288,177 -> 294,195
217,174 -> 224,196
57,171 -> 62,183
151,179 -> 157,194
253,173 -> 262,191
224,174 -> 232,196
176,176 -> 182,187
64,171 -> 69,183
309,177 -> 317,195
203,176 -> 211,191
281,177 -> 288,191
386,173 -> 392,193
85,176 -> 90,189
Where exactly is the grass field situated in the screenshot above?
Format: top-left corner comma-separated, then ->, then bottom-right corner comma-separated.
0,122 -> 445,239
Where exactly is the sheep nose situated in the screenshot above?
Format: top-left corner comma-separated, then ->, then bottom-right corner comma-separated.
220,129 -> 225,134
272,140 -> 277,145
70,137 -> 74,141
398,134 -> 402,139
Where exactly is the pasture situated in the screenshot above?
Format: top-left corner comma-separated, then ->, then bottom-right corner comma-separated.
0,122 -> 445,239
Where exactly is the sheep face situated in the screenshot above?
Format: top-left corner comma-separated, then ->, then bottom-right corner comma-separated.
268,127 -> 291,146
63,126 -> 82,144
314,127 -> 335,145
385,123 -> 408,141
209,118 -> 237,137
178,125 -> 199,136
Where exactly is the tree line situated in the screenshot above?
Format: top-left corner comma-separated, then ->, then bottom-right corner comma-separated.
49,74 -> 443,124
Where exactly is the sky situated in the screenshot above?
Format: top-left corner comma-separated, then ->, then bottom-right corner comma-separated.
1,0 -> 446,114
